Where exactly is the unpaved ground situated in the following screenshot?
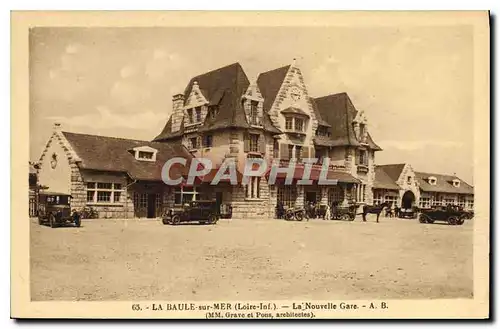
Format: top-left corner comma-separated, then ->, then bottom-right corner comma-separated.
30,216 -> 473,301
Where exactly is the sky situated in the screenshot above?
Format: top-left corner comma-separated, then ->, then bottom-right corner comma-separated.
29,26 -> 474,184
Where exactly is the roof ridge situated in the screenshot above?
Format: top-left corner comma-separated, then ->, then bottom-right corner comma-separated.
192,62 -> 242,79
258,64 -> 291,77
62,131 -> 163,145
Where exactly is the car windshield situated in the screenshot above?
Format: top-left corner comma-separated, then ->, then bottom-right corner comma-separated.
46,195 -> 69,205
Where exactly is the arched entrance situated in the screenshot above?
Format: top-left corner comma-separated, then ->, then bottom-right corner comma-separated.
401,190 -> 415,210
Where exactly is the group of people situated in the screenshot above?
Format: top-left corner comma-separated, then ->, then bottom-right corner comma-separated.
275,200 -> 358,220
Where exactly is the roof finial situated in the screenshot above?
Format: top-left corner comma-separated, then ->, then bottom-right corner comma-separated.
193,81 -> 198,86
54,122 -> 61,131
292,58 -> 297,67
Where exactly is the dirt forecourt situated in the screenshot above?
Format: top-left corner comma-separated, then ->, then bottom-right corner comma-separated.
30,216 -> 473,301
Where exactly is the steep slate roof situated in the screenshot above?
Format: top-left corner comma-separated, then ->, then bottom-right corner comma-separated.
374,166 -> 401,190
154,63 -> 280,141
376,164 -> 406,182
415,172 -> 474,195
313,93 -> 382,151
63,132 -> 192,181
256,65 -> 291,113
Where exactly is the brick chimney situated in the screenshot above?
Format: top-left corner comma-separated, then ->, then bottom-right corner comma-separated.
171,93 -> 185,133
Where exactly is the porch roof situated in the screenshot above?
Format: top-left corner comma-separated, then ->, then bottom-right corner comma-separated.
266,166 -> 360,184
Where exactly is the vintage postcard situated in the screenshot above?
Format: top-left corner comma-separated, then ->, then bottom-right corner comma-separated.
11,11 -> 490,319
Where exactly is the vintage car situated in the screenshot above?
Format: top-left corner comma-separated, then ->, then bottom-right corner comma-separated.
162,200 -> 219,225
37,192 -> 81,228
418,205 -> 467,225
397,207 -> 419,219
330,204 -> 357,221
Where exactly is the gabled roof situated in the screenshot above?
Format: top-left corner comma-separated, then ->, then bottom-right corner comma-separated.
154,63 -> 280,141
374,166 -> 401,190
415,172 -> 474,195
376,163 -> 406,182
63,131 -> 192,181
256,65 -> 290,113
313,93 -> 382,151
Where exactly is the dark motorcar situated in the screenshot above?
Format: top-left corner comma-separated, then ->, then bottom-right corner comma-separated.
37,192 -> 81,228
418,205 -> 467,225
397,206 -> 418,219
162,200 -> 219,225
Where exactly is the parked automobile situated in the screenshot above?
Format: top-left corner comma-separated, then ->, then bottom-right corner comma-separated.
162,200 -> 219,225
330,204 -> 357,221
418,205 -> 467,225
397,206 -> 419,219
37,192 -> 81,228
284,207 -> 305,221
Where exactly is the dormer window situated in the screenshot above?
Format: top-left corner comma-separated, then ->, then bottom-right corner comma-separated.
187,108 -> 194,124
428,176 -> 437,185
132,146 -> 158,162
452,179 -> 461,188
209,105 -> 219,119
295,118 -> 304,132
138,151 -> 153,160
285,117 -> 293,130
195,107 -> 202,122
316,126 -> 330,137
250,101 -> 259,125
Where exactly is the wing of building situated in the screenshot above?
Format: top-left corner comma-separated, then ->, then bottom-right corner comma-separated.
373,163 -> 474,211
152,61 -> 382,219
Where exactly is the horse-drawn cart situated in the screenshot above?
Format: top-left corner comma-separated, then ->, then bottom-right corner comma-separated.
331,204 -> 357,221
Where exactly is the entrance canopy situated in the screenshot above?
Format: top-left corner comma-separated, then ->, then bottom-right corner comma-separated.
265,166 -> 360,184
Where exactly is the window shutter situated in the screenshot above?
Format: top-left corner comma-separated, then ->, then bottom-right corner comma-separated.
301,146 -> 309,159
243,133 -> 250,152
280,143 -> 289,160
259,134 -> 266,154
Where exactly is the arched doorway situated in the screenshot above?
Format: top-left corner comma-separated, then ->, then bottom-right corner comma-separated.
401,190 -> 415,210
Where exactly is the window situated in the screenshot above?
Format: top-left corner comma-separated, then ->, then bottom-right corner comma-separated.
203,135 -> 213,148
295,145 -> 302,162
249,134 -> 259,152
209,105 -> 219,119
277,186 -> 297,208
87,182 -> 124,203
87,191 -> 95,203
288,144 -> 294,160
373,190 -> 384,205
97,191 -> 112,202
359,123 -> 366,139
273,140 -> 279,158
428,176 -> 437,185
407,176 -> 412,184
385,195 -> 398,207
419,197 -> 430,208
190,137 -> 199,149
453,179 -> 461,188
250,101 -> 259,125
138,151 -> 154,160
444,198 -> 455,205
174,187 -> 199,205
315,148 -> 325,164
467,199 -> 474,210
134,193 -> 147,209
316,126 -> 330,137
328,186 -> 344,205
295,118 -> 304,132
285,117 -> 293,130
458,196 -> 466,208
187,108 -> 194,124
195,107 -> 202,122
245,177 -> 261,199
358,150 -> 368,166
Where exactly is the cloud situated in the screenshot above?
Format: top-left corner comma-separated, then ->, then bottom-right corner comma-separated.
379,140 -> 464,151
46,106 -> 167,130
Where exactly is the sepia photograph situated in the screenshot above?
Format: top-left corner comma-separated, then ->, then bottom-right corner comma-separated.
11,11 -> 490,319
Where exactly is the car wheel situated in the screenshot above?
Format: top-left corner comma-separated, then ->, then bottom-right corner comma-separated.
207,214 -> 217,225
284,212 -> 293,221
341,214 -> 351,221
419,214 -> 427,223
171,215 -> 181,225
295,212 -> 304,221
49,214 -> 56,228
448,216 -> 458,225
161,217 -> 169,225
457,217 -> 465,225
